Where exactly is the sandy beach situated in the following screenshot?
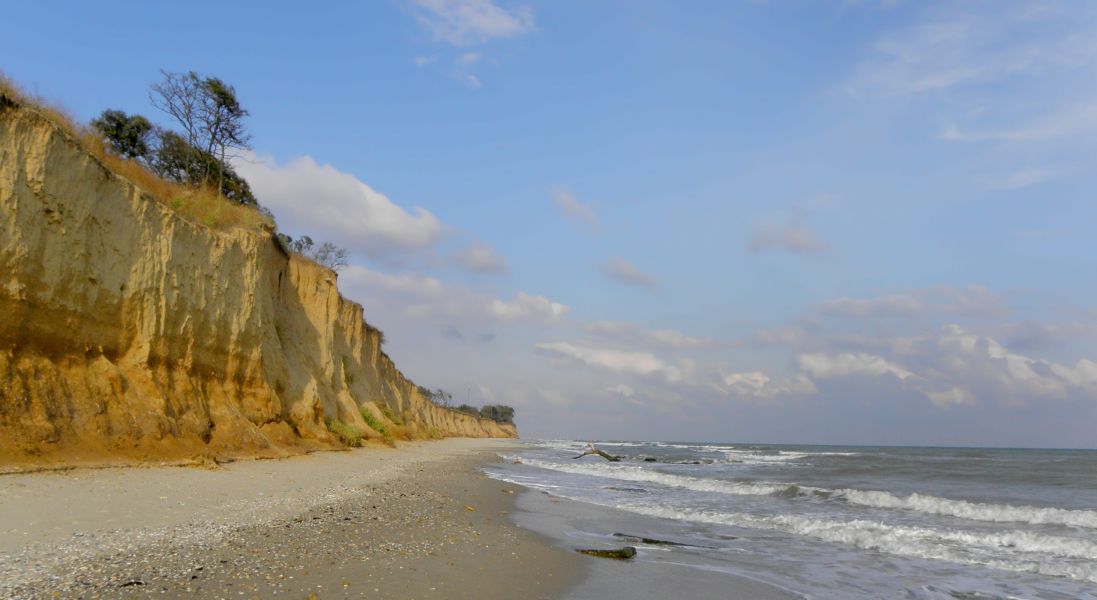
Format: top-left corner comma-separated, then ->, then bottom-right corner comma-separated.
0,439 -> 581,599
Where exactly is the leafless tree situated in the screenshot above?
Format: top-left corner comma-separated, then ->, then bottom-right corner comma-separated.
149,70 -> 251,190
310,242 -> 349,272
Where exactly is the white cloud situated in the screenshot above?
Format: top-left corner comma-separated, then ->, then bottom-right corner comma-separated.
450,52 -> 485,88
599,258 -> 657,289
453,241 -> 507,274
845,5 -> 1097,98
457,73 -> 482,88
929,324 -> 1092,401
411,0 -> 534,46
845,1 -> 1097,188
787,324 -> 1097,407
722,371 -> 817,400
234,152 -> 444,259
535,342 -> 684,382
818,285 -> 1005,318
487,292 -> 569,322
926,387 -> 975,408
799,352 -> 916,381
585,320 -> 711,349
748,221 -> 827,255
820,294 -> 924,318
340,265 -> 567,325
454,51 -> 482,67
552,188 -> 597,225
988,167 -> 1062,190
414,55 -> 437,66
605,384 -> 635,398
941,103 -> 1097,144
998,320 -> 1097,352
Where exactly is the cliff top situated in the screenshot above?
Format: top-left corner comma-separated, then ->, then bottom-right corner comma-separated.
0,73 -> 272,234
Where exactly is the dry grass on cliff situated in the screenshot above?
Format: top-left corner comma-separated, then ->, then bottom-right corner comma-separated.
0,73 -> 271,233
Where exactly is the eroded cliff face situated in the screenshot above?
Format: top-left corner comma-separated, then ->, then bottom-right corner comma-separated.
0,97 -> 515,469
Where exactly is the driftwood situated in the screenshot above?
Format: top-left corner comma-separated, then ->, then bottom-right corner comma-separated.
573,443 -> 621,462
576,546 -> 637,560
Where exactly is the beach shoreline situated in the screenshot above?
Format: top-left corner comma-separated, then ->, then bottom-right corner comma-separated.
0,438 -> 582,599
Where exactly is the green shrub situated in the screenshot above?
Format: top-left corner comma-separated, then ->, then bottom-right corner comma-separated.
360,408 -> 387,436
325,418 -> 362,448
377,402 -> 403,426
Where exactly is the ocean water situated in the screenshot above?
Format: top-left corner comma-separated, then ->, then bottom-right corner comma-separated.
484,440 -> 1097,599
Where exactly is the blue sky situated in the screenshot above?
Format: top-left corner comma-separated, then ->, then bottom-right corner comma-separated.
4,0 -> 1096,446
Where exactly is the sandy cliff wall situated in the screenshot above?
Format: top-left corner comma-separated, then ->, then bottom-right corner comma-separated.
0,96 -> 515,469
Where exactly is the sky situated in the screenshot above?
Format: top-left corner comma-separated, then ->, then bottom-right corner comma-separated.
4,0 -> 1096,447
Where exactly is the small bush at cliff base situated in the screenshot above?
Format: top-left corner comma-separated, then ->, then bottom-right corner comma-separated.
359,408 -> 387,436
325,418 -> 362,448
377,403 -> 404,426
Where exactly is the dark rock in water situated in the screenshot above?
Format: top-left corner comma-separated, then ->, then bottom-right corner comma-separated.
577,546 -> 637,560
643,457 -> 657,462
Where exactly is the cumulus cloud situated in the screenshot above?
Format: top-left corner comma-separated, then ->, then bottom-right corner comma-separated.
535,342 -> 685,382
927,324 -> 1097,401
998,320 -> 1097,352
453,241 -> 507,274
487,292 -> 569,322
722,371 -> 817,400
786,324 -> 1097,408
585,321 -> 711,349
339,265 -> 567,325
799,352 -> 916,381
748,221 -> 828,255
600,258 -> 657,289
925,387 -> 975,408
234,152 -> 444,260
411,0 -> 534,46
553,189 -> 597,225
605,383 -> 635,397
818,285 -> 1005,318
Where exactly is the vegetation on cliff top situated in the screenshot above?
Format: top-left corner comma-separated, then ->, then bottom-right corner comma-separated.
0,72 -> 269,232
414,385 -> 515,425
2,70 -> 349,273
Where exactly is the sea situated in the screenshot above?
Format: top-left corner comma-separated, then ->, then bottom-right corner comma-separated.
484,440 -> 1097,599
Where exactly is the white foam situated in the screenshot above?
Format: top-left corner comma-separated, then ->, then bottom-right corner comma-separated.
723,450 -> 810,463
517,457 -> 1097,530
616,503 -> 1097,583
834,489 -> 1097,530
515,457 -> 804,497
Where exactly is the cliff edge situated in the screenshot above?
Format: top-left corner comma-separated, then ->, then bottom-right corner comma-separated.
0,94 -> 516,470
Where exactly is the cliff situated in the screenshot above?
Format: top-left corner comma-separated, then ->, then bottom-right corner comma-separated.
0,93 -> 516,470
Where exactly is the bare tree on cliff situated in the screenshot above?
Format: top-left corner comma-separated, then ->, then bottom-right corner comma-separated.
150,70 -> 251,195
